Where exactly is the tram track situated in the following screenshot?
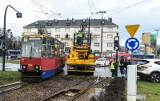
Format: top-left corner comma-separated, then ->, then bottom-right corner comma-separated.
70,77 -> 110,101
42,76 -> 110,101
2,75 -> 111,101
0,81 -> 27,94
42,76 -> 91,101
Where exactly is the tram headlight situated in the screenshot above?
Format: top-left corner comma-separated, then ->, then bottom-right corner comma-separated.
34,65 -> 41,70
22,65 -> 26,69
21,65 -> 26,70
35,66 -> 39,69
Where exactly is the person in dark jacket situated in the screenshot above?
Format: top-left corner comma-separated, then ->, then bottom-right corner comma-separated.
119,56 -> 125,77
124,57 -> 131,79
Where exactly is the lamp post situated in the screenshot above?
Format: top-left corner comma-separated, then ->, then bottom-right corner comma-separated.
2,5 -> 22,71
98,11 -> 106,56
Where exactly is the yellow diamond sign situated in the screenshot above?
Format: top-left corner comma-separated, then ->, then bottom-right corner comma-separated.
125,24 -> 140,37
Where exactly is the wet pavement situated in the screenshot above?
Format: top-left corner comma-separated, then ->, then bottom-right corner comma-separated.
0,63 -> 20,71
0,62 -> 122,77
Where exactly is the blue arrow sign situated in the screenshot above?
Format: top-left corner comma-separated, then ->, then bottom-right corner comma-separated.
125,37 -> 140,51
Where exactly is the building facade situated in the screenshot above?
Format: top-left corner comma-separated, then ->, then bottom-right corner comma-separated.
141,32 -> 154,54
23,18 -> 118,55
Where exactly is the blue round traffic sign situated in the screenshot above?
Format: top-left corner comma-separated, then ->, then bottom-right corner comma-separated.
125,37 -> 140,51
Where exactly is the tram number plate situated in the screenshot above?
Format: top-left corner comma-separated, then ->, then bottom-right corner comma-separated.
28,64 -> 33,67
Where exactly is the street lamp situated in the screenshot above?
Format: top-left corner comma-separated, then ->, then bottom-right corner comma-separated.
2,5 -> 22,71
98,11 -> 106,56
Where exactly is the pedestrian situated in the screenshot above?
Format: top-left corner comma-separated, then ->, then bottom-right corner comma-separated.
76,30 -> 83,45
119,56 -> 125,77
124,57 -> 131,79
109,59 -> 116,78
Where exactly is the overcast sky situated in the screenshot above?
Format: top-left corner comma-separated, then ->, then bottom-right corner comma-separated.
0,0 -> 160,44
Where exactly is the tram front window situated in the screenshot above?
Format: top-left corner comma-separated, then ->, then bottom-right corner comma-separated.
21,38 -> 42,58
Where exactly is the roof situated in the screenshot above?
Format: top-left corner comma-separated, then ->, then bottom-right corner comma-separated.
23,19 -> 118,28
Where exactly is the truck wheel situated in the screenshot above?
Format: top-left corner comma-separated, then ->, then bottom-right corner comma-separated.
150,73 -> 160,83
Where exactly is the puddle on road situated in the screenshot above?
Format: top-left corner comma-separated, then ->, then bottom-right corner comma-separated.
62,65 -> 112,77
64,89 -> 80,97
0,63 -> 20,71
94,67 -> 111,77
74,88 -> 104,101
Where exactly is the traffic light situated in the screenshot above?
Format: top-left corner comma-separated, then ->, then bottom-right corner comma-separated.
16,12 -> 22,18
114,36 -> 119,50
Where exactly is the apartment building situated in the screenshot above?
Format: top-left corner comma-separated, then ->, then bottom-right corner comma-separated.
141,32 -> 154,54
23,18 -> 118,55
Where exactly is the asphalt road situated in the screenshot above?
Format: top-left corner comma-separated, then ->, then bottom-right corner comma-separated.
0,62 -> 122,77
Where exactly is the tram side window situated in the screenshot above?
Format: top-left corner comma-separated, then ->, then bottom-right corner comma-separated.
42,45 -> 47,57
60,44 -> 63,57
57,44 -> 60,57
49,39 -> 55,57
60,44 -> 65,56
46,39 -> 51,57
47,45 -> 52,58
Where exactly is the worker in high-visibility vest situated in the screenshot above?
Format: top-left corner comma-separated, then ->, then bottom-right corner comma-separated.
109,59 -> 116,77
77,31 -> 83,45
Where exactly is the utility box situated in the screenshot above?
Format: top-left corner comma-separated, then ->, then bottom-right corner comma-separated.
127,65 -> 137,101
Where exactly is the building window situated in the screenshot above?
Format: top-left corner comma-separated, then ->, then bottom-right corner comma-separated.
107,34 -> 113,39
27,28 -> 31,32
65,33 -> 70,38
55,35 -> 60,39
74,28 -> 80,32
94,50 -> 100,52
65,28 -> 70,32
94,42 -> 100,47
64,42 -> 69,46
55,28 -> 60,32
94,27 -> 100,32
107,42 -> 113,47
108,27 -> 113,31
47,29 -> 51,35
93,34 -> 100,39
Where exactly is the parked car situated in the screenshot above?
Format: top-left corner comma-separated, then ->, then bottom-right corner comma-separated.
95,57 -> 109,67
137,59 -> 160,82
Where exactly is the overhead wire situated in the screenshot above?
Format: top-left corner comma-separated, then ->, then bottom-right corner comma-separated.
88,0 -> 100,18
30,0 -> 50,19
106,0 -> 150,16
30,0 -> 63,19
2,0 -> 156,35
5,0 -> 41,13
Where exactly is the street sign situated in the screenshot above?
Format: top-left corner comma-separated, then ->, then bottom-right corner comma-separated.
125,24 -> 140,37
125,37 -> 139,51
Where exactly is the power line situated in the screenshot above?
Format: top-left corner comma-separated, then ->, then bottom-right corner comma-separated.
106,0 -> 150,16
30,0 -> 63,19
98,11 -> 107,53
87,0 -> 100,18
30,0 -> 50,19
5,0 -> 41,13
88,0 -> 92,12
89,0 -> 97,13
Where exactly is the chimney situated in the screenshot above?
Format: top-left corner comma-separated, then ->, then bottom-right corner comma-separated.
72,18 -> 76,23
108,18 -> 112,22
54,19 -> 58,23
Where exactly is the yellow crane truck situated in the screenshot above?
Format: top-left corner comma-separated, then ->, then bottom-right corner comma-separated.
66,21 -> 95,73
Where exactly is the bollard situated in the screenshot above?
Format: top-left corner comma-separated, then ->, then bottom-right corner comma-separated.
127,65 -> 137,101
